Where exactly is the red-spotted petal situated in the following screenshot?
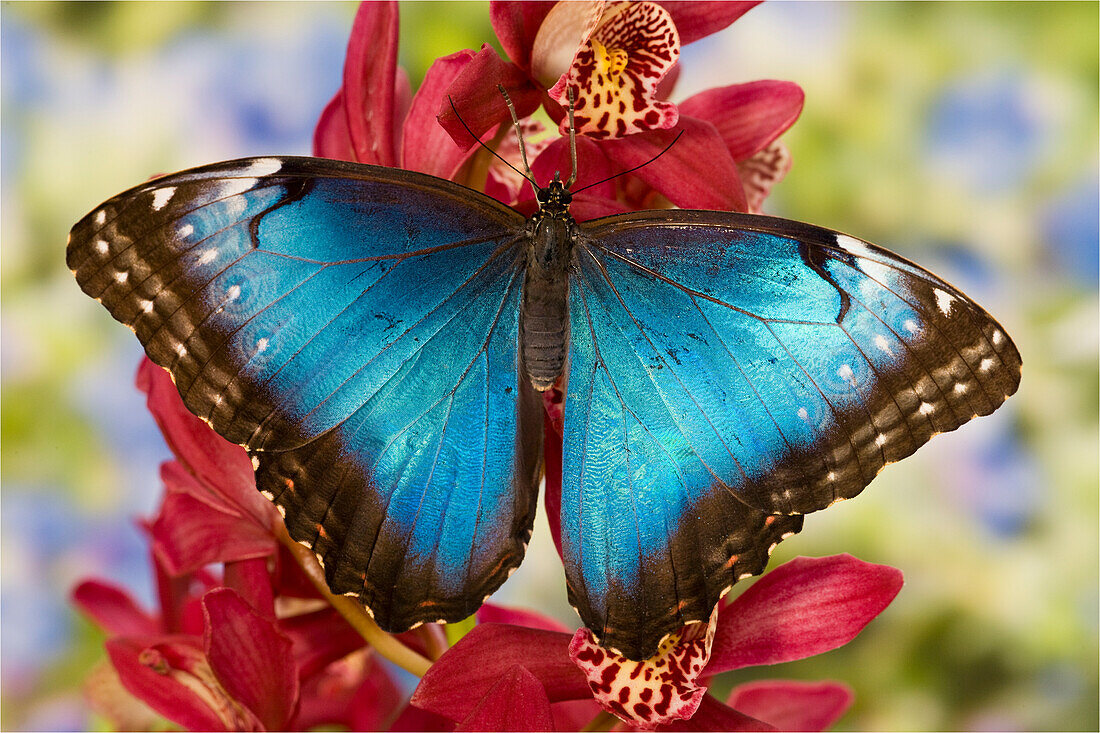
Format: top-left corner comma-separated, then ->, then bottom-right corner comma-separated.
551,1 -> 680,139
569,606 -> 717,729
530,0 -> 605,88
738,140 -> 792,213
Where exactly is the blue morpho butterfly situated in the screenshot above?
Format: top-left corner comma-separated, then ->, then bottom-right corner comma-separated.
67,90 -> 1021,660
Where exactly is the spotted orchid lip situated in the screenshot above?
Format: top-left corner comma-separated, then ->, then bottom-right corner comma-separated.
533,1 -> 681,140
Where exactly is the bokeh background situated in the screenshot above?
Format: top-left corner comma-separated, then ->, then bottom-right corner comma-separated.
2,2 -> 1096,730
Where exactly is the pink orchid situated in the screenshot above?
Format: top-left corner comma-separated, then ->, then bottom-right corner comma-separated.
412,555 -> 902,730
72,360 -> 418,731
318,1 -> 803,219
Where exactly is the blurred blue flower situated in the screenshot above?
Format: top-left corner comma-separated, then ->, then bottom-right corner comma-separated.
924,71 -> 1050,193
1043,176 -> 1100,288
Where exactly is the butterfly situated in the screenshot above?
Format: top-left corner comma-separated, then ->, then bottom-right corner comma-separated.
67,147 -> 1021,660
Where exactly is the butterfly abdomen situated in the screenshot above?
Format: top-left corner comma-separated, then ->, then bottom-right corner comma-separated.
521,213 -> 574,391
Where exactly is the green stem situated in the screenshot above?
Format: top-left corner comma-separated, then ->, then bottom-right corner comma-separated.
581,710 -> 619,732
277,525 -> 433,677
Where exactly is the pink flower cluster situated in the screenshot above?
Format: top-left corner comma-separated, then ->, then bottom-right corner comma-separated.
73,2 -> 906,730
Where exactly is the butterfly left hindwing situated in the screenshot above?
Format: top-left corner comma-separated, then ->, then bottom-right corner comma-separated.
562,210 -> 1021,658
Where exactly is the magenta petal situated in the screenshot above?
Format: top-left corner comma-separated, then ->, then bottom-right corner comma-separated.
313,90 -> 356,160
678,81 -> 804,161
107,636 -> 248,731
661,1 -> 760,45
455,665 -> 554,731
542,414 -> 565,560
490,0 -> 557,70
660,694 -> 776,732
708,555 -> 904,673
223,558 -> 274,620
727,680 -> 853,732
136,359 -> 274,527
402,50 -> 479,178
203,587 -> 299,731
72,580 -> 159,637
438,45 -> 542,149
151,463 -> 276,575
411,623 -> 589,721
390,703 -> 457,732
477,603 -> 571,633
600,117 -> 748,211
531,136 -> 616,198
338,0 -> 399,165
281,607 -> 366,679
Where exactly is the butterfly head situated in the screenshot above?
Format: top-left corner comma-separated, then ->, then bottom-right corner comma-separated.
535,173 -> 573,220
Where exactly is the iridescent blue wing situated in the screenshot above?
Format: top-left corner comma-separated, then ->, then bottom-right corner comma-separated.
67,158 -> 542,629
565,210 -> 1021,658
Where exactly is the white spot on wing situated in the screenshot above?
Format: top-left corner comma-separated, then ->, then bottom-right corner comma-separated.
992,329 -> 1004,346
175,342 -> 187,357
94,239 -> 109,255
197,248 -> 218,265
94,210 -> 106,226
903,319 -> 919,334
934,288 -> 955,315
954,383 -> 968,394
797,407 -> 809,420
114,271 -> 128,284
919,402 -> 935,415
152,187 -> 175,211
256,337 -> 269,354
139,299 -> 154,313
835,234 -> 868,255
219,177 -> 257,198
874,334 -> 893,355
837,363 -> 855,385
178,223 -> 194,238
245,158 -> 283,176
875,433 -> 887,446
227,285 -> 241,301
980,357 -> 995,371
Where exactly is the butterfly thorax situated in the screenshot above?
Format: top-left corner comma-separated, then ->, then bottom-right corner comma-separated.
520,179 -> 576,391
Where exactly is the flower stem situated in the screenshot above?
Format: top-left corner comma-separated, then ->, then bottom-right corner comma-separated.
276,525 -> 433,677
581,711 -> 619,732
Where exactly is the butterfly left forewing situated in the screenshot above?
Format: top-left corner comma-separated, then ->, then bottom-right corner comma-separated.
562,210 -> 1020,659
68,157 -> 544,630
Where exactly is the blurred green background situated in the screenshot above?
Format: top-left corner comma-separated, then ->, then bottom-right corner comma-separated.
2,2 -> 1096,730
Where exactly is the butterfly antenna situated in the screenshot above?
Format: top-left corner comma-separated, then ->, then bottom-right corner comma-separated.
497,84 -> 540,194
564,87 -> 578,189
446,95 -> 532,187
570,129 -> 685,195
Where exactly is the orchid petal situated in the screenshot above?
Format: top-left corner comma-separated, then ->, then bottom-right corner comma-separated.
551,2 -> 680,139
531,0 -> 605,88
455,665 -> 555,731
151,463 -> 276,576
570,606 -> 717,729
390,703 -> 457,732
477,603 -> 572,633
660,694 -> 777,732
107,636 -> 258,731
281,607 -> 368,679
203,587 -> 299,731
661,1 -> 760,45
439,45 -> 542,150
339,0 -> 399,165
411,623 -> 589,721
136,359 -> 275,528
402,50 -> 480,179
601,116 -> 747,211
491,0 -> 559,71
708,555 -> 904,673
313,90 -> 356,161
677,81 -> 804,161
531,135 -> 617,197
727,680 -> 853,732
72,580 -> 159,637
344,654 -> 406,731
738,140 -> 792,214
84,659 -> 165,731
542,411 -> 565,560
223,558 -> 275,620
